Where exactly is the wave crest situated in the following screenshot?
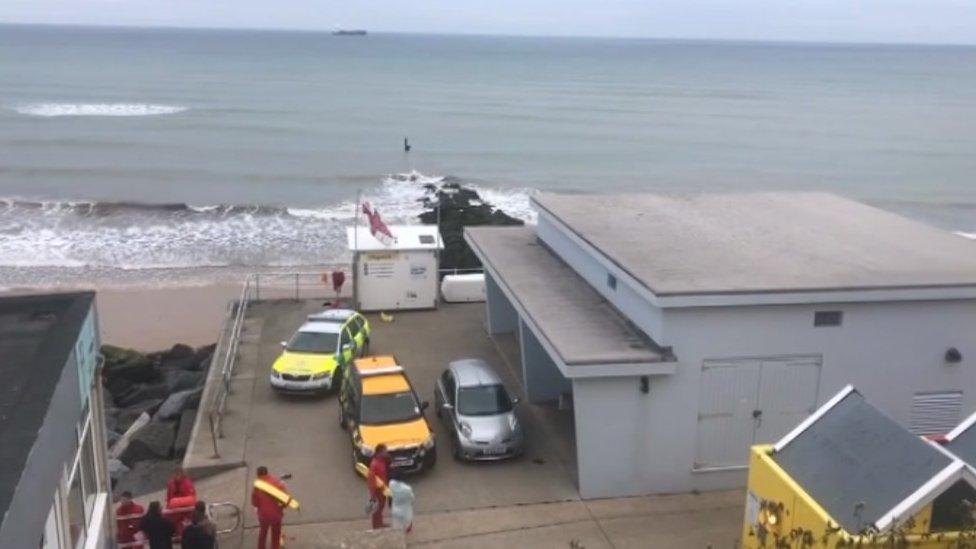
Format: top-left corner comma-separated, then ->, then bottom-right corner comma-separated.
0,172 -> 534,272
12,103 -> 188,117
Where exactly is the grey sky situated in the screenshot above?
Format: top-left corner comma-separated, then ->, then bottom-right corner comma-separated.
2,0 -> 975,44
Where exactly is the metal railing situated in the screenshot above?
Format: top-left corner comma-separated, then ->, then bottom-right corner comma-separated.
116,501 -> 242,548
206,268 -> 351,458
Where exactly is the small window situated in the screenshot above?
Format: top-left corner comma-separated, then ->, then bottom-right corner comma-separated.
419,235 -> 435,244
607,273 -> 617,291
814,311 -> 843,327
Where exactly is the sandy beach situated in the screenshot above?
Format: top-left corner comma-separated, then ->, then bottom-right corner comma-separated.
95,283 -> 243,350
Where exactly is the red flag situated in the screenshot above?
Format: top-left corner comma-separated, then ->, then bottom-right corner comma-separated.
362,201 -> 394,243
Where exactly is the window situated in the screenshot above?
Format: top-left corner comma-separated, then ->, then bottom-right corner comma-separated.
419,235 -> 435,244
813,311 -> 843,327
66,466 -> 86,549
346,319 -> 360,337
607,273 -> 617,291
341,329 -> 352,347
287,331 -> 339,353
79,427 -> 98,522
458,385 -> 513,416
360,392 -> 422,424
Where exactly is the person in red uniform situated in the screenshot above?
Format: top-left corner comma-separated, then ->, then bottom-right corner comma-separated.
366,444 -> 391,529
166,466 -> 197,536
251,466 -> 288,549
115,491 -> 144,545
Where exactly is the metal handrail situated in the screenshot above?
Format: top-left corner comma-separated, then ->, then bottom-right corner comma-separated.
206,267 -> 352,458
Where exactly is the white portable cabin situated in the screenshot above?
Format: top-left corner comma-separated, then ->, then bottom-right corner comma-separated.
347,225 -> 444,312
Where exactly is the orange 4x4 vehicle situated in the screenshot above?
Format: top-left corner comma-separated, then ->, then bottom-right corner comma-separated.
337,355 -> 436,474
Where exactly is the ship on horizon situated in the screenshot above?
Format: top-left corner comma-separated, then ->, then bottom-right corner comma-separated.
332,29 -> 367,36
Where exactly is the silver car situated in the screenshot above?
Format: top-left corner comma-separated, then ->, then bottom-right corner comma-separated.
434,358 -> 524,461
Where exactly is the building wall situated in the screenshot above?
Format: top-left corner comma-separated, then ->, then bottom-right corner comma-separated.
575,299 -> 976,497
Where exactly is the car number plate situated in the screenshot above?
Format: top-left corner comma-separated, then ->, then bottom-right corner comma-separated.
392,457 -> 415,467
484,447 -> 506,455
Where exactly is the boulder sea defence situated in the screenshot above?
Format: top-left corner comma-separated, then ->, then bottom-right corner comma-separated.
101,342 -> 214,495
418,180 -> 523,272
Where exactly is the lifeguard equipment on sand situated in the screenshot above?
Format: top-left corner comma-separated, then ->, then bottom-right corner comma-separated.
253,478 -> 300,510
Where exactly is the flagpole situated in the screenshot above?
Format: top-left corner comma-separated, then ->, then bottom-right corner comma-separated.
353,189 -> 361,308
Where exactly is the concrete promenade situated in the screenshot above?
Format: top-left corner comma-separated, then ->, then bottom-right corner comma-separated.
183,300 -> 742,547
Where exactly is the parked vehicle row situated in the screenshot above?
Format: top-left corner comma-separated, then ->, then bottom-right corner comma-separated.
269,308 -> 524,476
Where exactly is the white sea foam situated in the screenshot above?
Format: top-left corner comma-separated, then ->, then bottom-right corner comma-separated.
957,232 -> 976,240
12,103 -> 188,117
0,172 -> 534,276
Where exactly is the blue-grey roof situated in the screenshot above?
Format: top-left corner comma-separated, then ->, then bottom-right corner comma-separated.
772,390 -> 951,533
947,423 -> 976,467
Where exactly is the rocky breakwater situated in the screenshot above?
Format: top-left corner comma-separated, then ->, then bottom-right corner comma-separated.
101,343 -> 214,493
418,180 -> 524,271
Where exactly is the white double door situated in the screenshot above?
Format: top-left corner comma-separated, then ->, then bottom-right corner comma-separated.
695,355 -> 822,469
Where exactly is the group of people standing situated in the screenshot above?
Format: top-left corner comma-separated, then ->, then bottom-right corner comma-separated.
115,455 -> 410,549
115,467 -> 217,549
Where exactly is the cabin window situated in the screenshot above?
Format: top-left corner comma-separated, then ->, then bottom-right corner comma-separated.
814,311 -> 842,327
607,273 -> 617,291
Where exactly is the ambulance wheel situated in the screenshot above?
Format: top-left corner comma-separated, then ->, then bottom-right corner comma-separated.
338,408 -> 347,429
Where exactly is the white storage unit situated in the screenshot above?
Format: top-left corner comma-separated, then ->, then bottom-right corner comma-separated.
347,225 -> 444,312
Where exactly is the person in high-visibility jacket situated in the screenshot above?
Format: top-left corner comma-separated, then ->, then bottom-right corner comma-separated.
366,444 -> 391,529
251,466 -> 298,549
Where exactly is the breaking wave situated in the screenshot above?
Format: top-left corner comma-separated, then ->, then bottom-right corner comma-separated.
0,172 -> 533,274
12,103 -> 188,117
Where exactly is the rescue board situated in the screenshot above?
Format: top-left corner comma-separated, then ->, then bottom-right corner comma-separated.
253,479 -> 301,510
355,462 -> 392,497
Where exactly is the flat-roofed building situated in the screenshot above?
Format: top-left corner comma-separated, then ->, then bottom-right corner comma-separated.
465,192 -> 976,498
0,292 -> 111,548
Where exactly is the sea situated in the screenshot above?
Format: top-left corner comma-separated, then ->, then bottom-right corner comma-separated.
2,24 -> 975,288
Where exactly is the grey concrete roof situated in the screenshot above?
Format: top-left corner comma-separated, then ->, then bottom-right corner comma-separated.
0,292 -> 94,527
773,390 -> 950,533
534,192 -> 976,297
466,226 -> 666,366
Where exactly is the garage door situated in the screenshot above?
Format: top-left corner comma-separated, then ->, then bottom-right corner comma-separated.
695,356 -> 822,469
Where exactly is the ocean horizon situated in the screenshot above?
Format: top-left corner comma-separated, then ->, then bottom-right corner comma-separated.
2,23 -> 975,287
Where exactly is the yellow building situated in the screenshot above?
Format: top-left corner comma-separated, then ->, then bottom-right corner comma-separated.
742,385 -> 976,548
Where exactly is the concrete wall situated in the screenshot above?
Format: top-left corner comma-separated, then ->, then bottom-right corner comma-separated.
536,216 -> 664,342
519,319 -> 572,404
573,299 -> 976,498
485,272 -> 518,335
